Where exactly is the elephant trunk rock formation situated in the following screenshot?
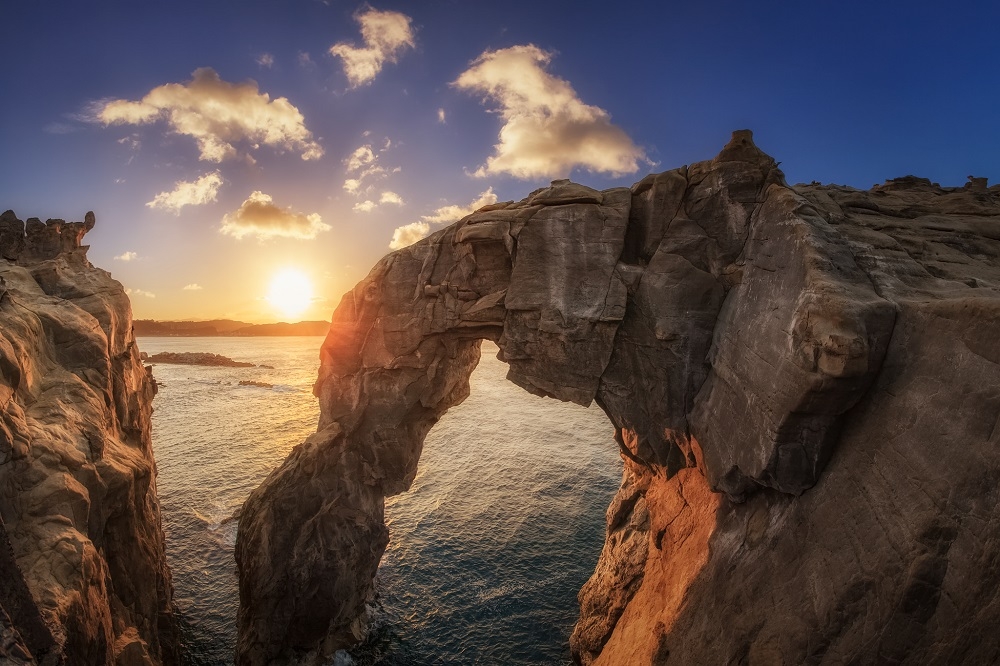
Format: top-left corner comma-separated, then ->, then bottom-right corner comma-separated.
235,132 -> 1000,665
0,212 -> 176,665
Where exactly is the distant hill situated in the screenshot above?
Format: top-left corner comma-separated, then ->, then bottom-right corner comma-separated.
134,319 -> 330,337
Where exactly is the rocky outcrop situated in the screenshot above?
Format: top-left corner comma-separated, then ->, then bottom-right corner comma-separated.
0,212 -> 176,665
235,132 -> 1000,665
143,352 -> 258,368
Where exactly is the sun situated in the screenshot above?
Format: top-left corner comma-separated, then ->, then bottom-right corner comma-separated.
266,268 -> 314,320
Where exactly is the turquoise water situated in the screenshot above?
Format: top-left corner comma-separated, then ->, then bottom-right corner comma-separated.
142,337 -> 622,665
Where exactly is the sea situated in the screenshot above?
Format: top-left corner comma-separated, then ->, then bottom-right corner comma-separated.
141,336 -> 623,665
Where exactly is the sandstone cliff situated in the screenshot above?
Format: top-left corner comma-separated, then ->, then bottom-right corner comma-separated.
236,132 -> 1000,665
0,212 -> 176,665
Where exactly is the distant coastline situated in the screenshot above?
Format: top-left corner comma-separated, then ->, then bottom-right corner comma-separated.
135,319 -> 330,337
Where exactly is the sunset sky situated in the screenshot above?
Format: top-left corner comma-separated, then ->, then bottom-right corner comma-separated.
2,0 -> 998,322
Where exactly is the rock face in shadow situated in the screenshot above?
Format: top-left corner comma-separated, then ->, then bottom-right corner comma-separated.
235,132 -> 1000,665
0,212 -> 176,665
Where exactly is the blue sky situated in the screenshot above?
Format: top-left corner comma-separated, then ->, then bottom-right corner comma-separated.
2,0 -> 997,321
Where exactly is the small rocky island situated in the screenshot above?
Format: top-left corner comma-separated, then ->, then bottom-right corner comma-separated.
141,351 -> 271,368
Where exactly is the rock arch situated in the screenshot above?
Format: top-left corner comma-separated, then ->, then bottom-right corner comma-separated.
235,132 -> 1000,665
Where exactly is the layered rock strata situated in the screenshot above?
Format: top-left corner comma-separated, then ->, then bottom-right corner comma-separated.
236,132 -> 1000,665
0,212 -> 176,665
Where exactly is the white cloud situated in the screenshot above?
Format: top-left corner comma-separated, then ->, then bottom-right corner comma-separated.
345,145 -> 376,171
97,67 -> 324,162
360,165 -> 386,180
437,108 -> 446,123
342,140 -> 396,194
389,222 -> 429,250
380,191 -> 404,205
146,171 -> 223,213
420,188 -> 498,224
114,251 -> 138,262
257,53 -> 275,68
454,45 -> 647,179
388,188 -> 498,250
353,200 -> 377,213
183,283 -> 203,290
126,288 -> 156,299
221,191 -> 330,240
329,7 -> 415,87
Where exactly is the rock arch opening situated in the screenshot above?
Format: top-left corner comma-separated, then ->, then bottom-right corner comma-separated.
350,339 -> 622,663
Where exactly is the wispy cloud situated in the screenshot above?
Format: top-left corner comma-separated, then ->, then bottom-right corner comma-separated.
117,135 -> 141,151
342,139 -> 397,196
345,145 -> 376,171
298,51 -> 315,68
256,53 -> 275,68
437,108 -> 446,124
126,288 -> 156,299
97,67 -> 324,162
329,7 -> 415,87
183,283 -> 203,290
147,171 -> 223,213
114,251 -> 138,262
389,188 -> 498,249
454,45 -> 647,179
353,200 -> 377,213
221,191 -> 330,240
44,122 -> 77,135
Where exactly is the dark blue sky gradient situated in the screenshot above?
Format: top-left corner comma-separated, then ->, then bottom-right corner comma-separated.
1,0 -> 997,319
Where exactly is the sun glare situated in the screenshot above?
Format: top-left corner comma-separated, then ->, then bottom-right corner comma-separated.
267,268 -> 314,320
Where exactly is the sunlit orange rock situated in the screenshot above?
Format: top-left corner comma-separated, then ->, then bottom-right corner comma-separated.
0,212 -> 177,665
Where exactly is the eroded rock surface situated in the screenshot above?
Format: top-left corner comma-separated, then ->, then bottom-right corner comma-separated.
0,212 -> 176,665
236,132 -> 1000,665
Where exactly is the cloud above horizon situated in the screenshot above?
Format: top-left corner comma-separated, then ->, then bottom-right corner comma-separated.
345,144 -> 376,172
454,45 -> 647,179
380,191 -> 404,205
388,222 -> 429,250
329,7 -> 415,87
147,171 -> 223,213
342,139 -> 400,202
389,188 -> 498,249
114,251 -> 138,261
97,67 -> 324,162
420,188 -> 498,224
220,191 -> 330,240
126,288 -> 155,299
182,283 -> 203,290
